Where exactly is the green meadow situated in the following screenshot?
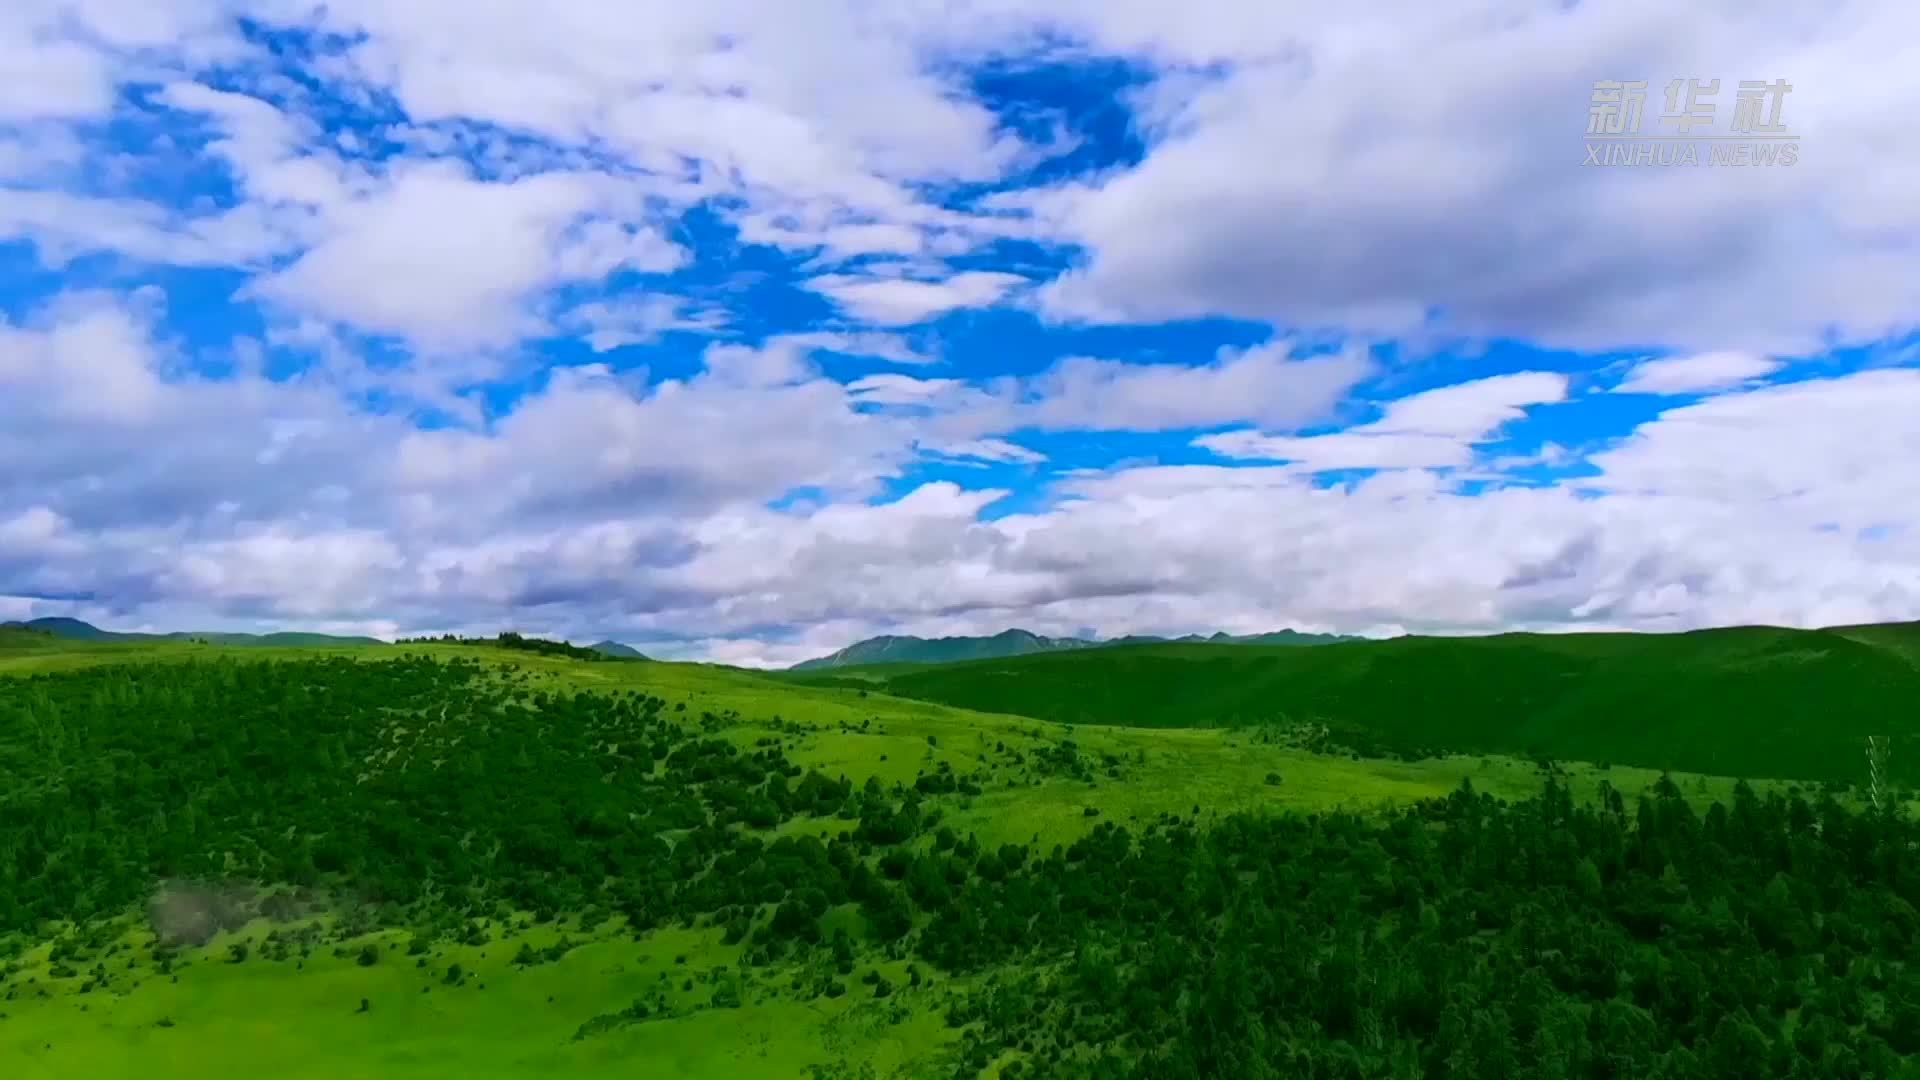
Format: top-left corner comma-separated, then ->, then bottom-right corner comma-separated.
788,622 -> 1920,786
3,630 -> 1916,1078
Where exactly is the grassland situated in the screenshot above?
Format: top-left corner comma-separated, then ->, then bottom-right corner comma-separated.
3,916 -> 958,1080
2,633 -> 1914,1078
0,631 -> 1815,832
784,622 -> 1920,787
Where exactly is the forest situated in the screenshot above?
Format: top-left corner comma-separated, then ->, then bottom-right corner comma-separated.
811,624 -> 1920,787
2,654 -> 1917,1077
391,631 -> 629,663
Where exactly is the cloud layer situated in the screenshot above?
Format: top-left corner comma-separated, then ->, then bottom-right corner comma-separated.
2,1 -> 1918,664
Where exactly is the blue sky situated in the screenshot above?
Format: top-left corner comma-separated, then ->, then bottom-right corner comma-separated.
2,1 -> 1918,665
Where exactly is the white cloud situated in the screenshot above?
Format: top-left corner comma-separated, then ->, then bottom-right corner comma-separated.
0,0 -> 244,122
0,125 -> 86,182
250,162 -> 686,349
1199,371 -> 1568,470
379,347 -> 922,544
919,438 -> 1046,465
1587,368 -> 1920,526
848,340 -> 1375,439
0,39 -> 114,122
156,81 -> 343,207
1019,342 -> 1376,432
1614,350 -> 1783,394
773,331 -> 934,365
805,270 -> 1027,325
0,595 -> 39,621
699,341 -> 817,388
6,4 -> 1920,660
7,1 -> 1920,361
0,189 -> 289,267
280,0 -> 1041,282
167,526 -> 405,617
564,296 -> 731,352
848,373 -> 969,406
670,637 -> 845,670
1364,373 -> 1571,438
1016,0 -> 1920,354
0,296 -> 410,535
0,506 -> 72,555
0,297 -> 169,424
7,300 -> 1918,656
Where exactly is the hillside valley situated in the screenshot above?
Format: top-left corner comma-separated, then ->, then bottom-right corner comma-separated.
790,622 -> 1920,787
1,628 -> 1917,1078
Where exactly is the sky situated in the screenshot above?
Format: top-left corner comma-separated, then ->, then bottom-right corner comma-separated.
2,1 -> 1919,666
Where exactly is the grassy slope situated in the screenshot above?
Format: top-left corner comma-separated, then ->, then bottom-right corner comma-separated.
0,639 -> 1892,1079
2,619 -> 386,647
0,631 -> 388,675
786,629 -> 1351,672
5,919 -> 950,1080
811,623 -> 1920,786
1828,619 -> 1920,666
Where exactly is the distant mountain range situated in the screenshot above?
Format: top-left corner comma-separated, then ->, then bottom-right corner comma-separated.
0,617 -> 386,647
788,626 -> 1354,670
3,617 -> 656,660
588,640 -> 649,659
9,616 -> 1340,670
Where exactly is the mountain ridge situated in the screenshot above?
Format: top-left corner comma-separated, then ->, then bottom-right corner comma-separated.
789,625 -> 1354,670
6,617 -> 662,659
825,620 -> 1920,786
0,617 -> 386,647
589,640 -> 650,660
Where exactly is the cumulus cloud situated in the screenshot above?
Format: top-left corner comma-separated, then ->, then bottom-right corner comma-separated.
0,0 -> 244,122
251,163 -> 687,349
847,339 -> 1375,440
11,295 -> 1914,661
0,188 -> 289,267
1587,368 -> 1920,525
806,270 -> 1028,325
14,2 -> 1919,356
0,295 -> 413,538
564,296 -> 731,352
919,438 -> 1047,465
1613,351 -> 1783,394
1019,0 -> 1920,354
9,2 -> 1920,357
1020,342 -> 1376,432
4,3 -> 1920,661
1198,371 -> 1569,470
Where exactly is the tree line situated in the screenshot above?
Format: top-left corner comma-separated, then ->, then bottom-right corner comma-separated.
393,631 -> 623,662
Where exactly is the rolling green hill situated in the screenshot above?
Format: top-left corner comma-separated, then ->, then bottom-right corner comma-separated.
2,638 -> 1916,1078
2,616 -> 121,640
1,616 -> 385,647
789,628 -> 1097,669
1829,619 -> 1920,666
788,626 -> 1351,670
3,634 -> 1920,1068
588,640 -> 650,660
840,623 -> 1920,787
0,625 -> 69,651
